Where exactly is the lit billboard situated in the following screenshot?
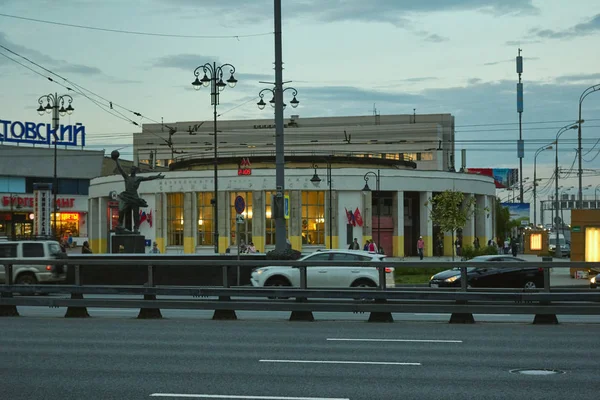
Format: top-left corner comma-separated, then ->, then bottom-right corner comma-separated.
467,168 -> 518,189
501,202 -> 530,226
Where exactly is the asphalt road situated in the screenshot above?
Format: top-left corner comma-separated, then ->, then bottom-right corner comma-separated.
1,317 -> 599,400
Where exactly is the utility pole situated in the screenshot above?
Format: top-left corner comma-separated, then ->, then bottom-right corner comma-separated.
516,49 -> 524,204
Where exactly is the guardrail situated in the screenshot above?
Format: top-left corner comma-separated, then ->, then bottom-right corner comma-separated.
1,259 -> 599,324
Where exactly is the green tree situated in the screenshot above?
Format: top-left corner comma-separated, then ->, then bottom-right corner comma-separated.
495,198 -> 518,246
426,190 -> 478,260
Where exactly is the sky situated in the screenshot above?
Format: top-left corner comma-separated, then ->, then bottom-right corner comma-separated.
0,0 -> 600,211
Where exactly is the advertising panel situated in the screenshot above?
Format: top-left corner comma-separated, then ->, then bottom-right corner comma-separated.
501,202 -> 530,226
467,168 -> 518,189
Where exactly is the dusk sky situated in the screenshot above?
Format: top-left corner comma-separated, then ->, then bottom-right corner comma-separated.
1,0 -> 599,204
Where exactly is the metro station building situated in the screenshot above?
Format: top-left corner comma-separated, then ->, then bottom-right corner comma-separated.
87,113 -> 497,256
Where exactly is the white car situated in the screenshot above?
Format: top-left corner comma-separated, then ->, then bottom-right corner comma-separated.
250,249 -> 395,288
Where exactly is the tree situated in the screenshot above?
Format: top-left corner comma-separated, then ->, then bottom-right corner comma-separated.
495,198 -> 518,247
426,190 -> 477,260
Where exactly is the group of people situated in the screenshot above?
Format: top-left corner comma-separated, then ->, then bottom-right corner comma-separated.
348,238 -> 380,253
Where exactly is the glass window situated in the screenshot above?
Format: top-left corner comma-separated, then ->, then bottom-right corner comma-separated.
167,193 -> 184,246
266,191 -> 289,245
331,253 -> 358,261
304,252 -> 331,261
301,191 -> 325,245
51,212 -> 80,238
23,243 -> 44,258
420,152 -> 434,161
197,193 -> 213,246
0,244 -> 17,258
230,192 -> 252,246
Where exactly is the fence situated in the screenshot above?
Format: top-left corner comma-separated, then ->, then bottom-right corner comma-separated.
1,258 -> 599,324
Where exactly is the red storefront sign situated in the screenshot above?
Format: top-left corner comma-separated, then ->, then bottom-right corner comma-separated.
2,196 -> 75,209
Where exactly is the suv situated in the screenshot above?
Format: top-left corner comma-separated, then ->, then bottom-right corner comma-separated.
0,240 -> 67,284
250,249 -> 394,288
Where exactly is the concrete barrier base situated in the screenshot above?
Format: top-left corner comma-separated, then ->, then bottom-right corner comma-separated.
368,312 -> 394,322
0,305 -> 19,316
212,310 -> 238,320
137,294 -> 162,319
65,293 -> 90,318
289,311 -> 314,321
450,313 -> 475,324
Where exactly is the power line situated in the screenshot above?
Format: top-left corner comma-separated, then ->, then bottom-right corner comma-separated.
0,12 -> 273,39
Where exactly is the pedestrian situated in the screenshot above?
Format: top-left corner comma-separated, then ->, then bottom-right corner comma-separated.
363,240 -> 370,251
349,238 -> 360,250
454,237 -> 462,257
473,237 -> 480,250
149,241 -> 160,254
247,242 -> 257,254
417,236 -> 425,260
510,237 -> 518,257
368,240 -> 378,253
81,241 -> 93,254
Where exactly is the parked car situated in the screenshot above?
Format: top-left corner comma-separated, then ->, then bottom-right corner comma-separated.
429,255 -> 543,289
250,249 -> 394,288
0,240 -> 68,284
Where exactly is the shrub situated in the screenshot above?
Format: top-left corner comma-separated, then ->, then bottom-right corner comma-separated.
265,248 -> 302,260
461,244 -> 498,260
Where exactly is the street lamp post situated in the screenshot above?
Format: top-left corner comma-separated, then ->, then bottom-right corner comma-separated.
595,184 -> 600,209
309,160 -> 332,249
554,123 -> 578,257
577,84 -> 600,209
36,93 -> 74,239
192,62 -> 237,254
533,144 -> 553,227
362,170 -> 381,252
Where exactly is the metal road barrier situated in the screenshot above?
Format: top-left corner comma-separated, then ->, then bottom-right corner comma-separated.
1,258 -> 599,324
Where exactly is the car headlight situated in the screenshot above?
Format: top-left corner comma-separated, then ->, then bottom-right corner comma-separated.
255,269 -> 265,275
444,275 -> 460,283
592,276 -> 597,284
430,275 -> 435,281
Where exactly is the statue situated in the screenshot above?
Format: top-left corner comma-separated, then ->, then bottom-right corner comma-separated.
111,150 -> 164,234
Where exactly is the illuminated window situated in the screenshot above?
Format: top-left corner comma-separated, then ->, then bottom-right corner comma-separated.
405,153 -> 417,161
230,192 -> 253,246
530,233 -> 542,251
385,154 -> 400,160
266,191 -> 289,245
585,227 -> 600,262
196,193 -> 213,246
167,193 -> 184,246
51,212 -> 80,237
420,152 -> 434,161
301,191 -> 325,245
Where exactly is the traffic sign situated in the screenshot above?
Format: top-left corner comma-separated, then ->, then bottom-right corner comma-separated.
284,195 -> 290,220
234,195 -> 245,214
236,214 -> 245,224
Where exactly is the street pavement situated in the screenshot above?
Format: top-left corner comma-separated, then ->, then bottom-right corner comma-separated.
1,317 -> 598,400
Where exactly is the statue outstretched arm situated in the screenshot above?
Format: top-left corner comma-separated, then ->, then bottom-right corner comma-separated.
115,159 -> 127,179
140,173 -> 165,182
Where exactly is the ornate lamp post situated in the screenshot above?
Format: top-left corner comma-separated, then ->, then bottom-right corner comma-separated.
257,85 -> 299,251
362,170 -> 381,251
36,93 -> 74,239
309,160 -> 332,249
192,62 -> 237,253
577,84 -> 600,209
554,123 -> 578,257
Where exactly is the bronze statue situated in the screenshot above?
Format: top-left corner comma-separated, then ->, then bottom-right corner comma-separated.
111,150 -> 164,234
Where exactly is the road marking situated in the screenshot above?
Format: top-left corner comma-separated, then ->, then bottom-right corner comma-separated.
327,338 -> 462,343
149,394 -> 350,400
259,359 -> 420,366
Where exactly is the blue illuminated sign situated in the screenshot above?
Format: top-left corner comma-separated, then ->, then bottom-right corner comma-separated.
0,119 -> 86,147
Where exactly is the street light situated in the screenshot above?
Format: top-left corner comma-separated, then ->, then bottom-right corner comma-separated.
533,144 -> 553,227
554,123 -> 578,257
257,84 -> 299,251
577,84 -> 600,209
192,62 -> 237,253
310,160 -> 332,249
36,93 -> 74,239
362,170 -> 381,252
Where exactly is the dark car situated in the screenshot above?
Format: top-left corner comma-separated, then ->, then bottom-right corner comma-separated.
429,255 -> 543,289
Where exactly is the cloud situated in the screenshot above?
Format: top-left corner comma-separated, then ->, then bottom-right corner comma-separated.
505,39 -> 542,46
555,73 -> 600,84
423,33 -> 449,42
483,57 -> 539,66
153,54 -> 221,71
158,0 -> 538,25
0,31 -> 102,76
530,13 -> 600,39
302,85 -> 426,104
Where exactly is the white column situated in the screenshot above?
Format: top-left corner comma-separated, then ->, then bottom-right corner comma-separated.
462,193 -> 475,248
419,191 -> 433,257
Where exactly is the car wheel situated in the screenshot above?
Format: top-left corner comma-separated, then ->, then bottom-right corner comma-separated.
351,279 -> 377,288
523,281 -> 537,290
16,273 -> 37,285
264,277 -> 291,299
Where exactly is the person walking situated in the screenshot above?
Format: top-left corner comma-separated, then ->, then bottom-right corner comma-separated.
149,241 -> 160,254
510,237 -> 518,257
81,241 -> 93,254
349,238 -> 360,250
368,240 -> 378,253
363,240 -> 370,251
417,236 -> 425,260
473,237 -> 480,250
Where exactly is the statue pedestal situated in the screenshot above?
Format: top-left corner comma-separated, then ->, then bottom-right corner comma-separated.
112,234 -> 146,254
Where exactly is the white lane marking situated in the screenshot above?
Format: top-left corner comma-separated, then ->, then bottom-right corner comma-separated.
327,338 -> 462,343
259,359 -> 420,366
150,394 -> 349,400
